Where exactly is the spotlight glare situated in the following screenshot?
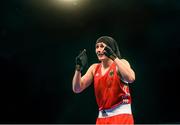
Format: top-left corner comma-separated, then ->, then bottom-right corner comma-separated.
54,0 -> 80,7
58,0 -> 78,4
52,0 -> 88,11
61,0 -> 77,2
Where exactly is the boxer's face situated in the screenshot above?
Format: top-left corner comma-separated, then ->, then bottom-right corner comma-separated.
95,42 -> 108,61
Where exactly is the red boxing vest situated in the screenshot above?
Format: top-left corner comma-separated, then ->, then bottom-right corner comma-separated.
94,62 -> 132,110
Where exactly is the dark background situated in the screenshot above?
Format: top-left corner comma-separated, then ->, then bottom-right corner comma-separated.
0,0 -> 179,124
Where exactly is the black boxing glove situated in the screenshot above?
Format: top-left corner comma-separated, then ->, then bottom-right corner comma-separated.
75,49 -> 88,72
104,46 -> 117,61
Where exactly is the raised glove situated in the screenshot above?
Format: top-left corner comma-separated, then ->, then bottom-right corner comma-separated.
75,49 -> 88,71
104,46 -> 117,61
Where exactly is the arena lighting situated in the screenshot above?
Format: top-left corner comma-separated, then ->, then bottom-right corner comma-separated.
51,0 -> 89,12
61,0 -> 78,2
55,0 -> 80,6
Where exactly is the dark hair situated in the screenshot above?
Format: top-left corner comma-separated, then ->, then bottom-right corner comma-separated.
96,36 -> 121,58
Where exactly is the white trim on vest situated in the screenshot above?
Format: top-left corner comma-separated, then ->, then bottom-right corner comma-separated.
98,103 -> 132,118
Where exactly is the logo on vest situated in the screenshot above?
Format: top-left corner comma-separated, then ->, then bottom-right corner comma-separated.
109,69 -> 114,77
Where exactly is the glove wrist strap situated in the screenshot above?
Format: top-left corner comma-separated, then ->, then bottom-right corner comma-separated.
110,54 -> 117,61
75,65 -> 82,72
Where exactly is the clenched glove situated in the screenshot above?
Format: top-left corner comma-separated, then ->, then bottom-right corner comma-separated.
75,49 -> 88,72
104,46 -> 117,61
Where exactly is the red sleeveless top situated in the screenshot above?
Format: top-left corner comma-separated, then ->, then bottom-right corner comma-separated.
94,62 -> 132,110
